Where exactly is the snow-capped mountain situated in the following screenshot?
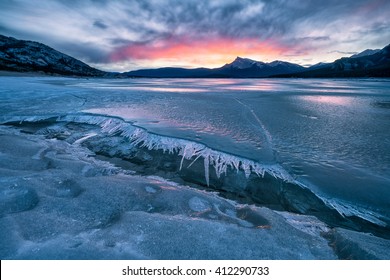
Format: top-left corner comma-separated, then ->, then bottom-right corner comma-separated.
331,45 -> 389,72
219,57 -> 306,77
278,44 -> 390,78
220,57 -> 305,77
224,57 -> 302,70
223,57 -> 267,69
0,35 -> 106,76
127,57 -> 306,78
267,60 -> 306,71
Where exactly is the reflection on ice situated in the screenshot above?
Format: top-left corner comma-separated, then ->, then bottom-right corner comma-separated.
300,95 -> 354,106
92,86 -> 208,93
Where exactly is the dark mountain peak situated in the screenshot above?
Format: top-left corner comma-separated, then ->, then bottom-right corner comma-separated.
350,48 -> 381,58
224,56 -> 265,69
233,56 -> 259,63
268,60 -> 283,66
233,56 -> 255,62
268,60 -> 289,67
234,56 -> 246,61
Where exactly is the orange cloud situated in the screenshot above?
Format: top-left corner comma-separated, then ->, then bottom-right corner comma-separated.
110,37 -> 288,68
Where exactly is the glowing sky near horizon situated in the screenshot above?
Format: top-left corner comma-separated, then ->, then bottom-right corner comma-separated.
0,0 -> 389,71
110,37 -> 288,68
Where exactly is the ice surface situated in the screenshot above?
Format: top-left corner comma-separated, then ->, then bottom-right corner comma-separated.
188,196 -> 212,212
328,228 -> 390,260
0,185 -> 39,215
0,76 -> 389,259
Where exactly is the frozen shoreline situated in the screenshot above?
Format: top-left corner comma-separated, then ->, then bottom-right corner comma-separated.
1,125 -> 389,259
3,112 -> 388,232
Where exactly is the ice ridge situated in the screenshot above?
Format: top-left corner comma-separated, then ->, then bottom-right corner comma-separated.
2,113 -> 294,186
2,113 -> 387,227
58,114 -> 294,186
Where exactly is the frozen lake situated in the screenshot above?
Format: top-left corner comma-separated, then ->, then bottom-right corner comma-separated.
0,76 -> 389,259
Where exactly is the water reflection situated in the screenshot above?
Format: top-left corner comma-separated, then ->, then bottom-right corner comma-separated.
224,84 -> 276,91
300,95 -> 354,106
127,86 -> 206,92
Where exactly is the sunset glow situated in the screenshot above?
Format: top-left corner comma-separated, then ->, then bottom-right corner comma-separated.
110,37 -> 288,68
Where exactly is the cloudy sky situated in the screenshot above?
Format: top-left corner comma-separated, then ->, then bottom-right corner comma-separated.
0,0 -> 389,71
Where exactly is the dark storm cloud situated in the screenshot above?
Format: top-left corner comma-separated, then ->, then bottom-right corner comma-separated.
299,36 -> 330,42
91,0 -> 390,49
93,20 -> 108,30
103,0 -> 390,67
328,50 -> 357,55
0,0 -> 389,69
1,1 -> 389,40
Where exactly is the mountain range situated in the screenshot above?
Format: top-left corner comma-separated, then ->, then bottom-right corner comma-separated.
125,57 -> 306,78
276,46 -> 389,78
0,34 -> 389,78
